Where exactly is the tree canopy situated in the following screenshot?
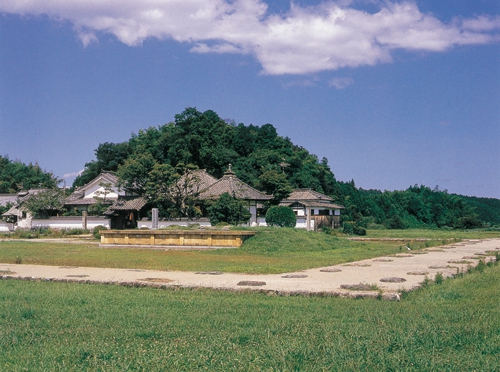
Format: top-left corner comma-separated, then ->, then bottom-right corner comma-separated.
0,156 -> 59,193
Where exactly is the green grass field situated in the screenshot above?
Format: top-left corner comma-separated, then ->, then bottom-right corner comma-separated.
1,228 -> 499,370
0,228 -> 487,274
1,261 -> 499,371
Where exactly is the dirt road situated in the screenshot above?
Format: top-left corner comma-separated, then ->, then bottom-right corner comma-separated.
1,239 -> 498,300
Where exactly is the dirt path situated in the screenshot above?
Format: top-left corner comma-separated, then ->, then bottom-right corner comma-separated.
1,239 -> 498,300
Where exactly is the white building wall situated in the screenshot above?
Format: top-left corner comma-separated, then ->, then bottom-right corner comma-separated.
31,217 -> 110,229
138,218 -> 212,229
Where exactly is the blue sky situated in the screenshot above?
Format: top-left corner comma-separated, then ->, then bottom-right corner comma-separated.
0,0 -> 499,197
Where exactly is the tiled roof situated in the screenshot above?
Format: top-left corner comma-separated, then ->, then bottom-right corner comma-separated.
104,197 -> 147,214
77,172 -> 119,192
281,200 -> 344,209
200,168 -> 272,201
0,194 -> 17,206
285,188 -> 334,202
64,190 -> 85,203
65,171 -> 120,205
175,169 -> 218,195
65,197 -> 117,206
2,205 -> 19,216
280,188 -> 343,209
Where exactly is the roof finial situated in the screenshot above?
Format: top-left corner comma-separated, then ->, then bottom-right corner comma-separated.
224,163 -> 235,176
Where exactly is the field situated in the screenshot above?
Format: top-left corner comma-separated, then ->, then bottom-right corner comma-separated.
1,228 -> 499,370
0,261 -> 499,371
0,228 -> 498,274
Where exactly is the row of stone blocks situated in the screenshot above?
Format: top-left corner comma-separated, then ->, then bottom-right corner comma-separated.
100,229 -> 256,248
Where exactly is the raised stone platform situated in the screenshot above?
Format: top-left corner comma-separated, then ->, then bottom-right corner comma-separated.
100,229 -> 256,248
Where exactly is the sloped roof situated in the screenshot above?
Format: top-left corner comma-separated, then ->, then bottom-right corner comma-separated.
200,167 -> 272,201
0,194 -> 17,207
65,197 -> 118,206
80,172 -> 119,191
65,171 -> 119,205
104,197 -> 147,214
281,188 -> 343,209
285,188 -> 334,202
281,200 -> 344,209
174,169 -> 218,195
2,205 -> 20,216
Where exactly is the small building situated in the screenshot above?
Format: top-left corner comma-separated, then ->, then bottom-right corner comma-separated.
280,189 -> 344,231
199,165 -> 272,225
1,189 -> 49,229
103,196 -> 148,229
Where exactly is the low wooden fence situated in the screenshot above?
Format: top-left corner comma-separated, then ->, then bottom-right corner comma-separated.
100,229 -> 256,248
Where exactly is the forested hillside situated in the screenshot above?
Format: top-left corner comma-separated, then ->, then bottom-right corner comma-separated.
73,108 -> 499,229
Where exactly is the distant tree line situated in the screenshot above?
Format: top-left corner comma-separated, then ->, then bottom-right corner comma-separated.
336,182 -> 498,230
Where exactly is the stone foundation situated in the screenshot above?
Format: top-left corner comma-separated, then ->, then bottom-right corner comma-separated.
100,229 -> 255,248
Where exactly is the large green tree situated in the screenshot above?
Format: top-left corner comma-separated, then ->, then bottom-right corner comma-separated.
0,156 -> 59,193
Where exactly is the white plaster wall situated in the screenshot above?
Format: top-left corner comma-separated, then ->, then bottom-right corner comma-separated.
0,222 -> 13,232
84,183 -> 122,200
31,217 -> 110,229
138,219 -> 212,229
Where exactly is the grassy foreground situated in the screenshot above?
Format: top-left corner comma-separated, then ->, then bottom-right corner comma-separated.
1,262 -> 499,371
0,228 -> 478,274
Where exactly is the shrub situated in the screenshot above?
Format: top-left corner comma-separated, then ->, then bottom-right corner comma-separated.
92,225 -> 108,239
342,221 -> 366,236
207,193 -> 252,226
65,228 -> 89,236
265,206 -> 296,228
454,215 -> 484,229
321,226 -> 333,235
435,272 -> 444,285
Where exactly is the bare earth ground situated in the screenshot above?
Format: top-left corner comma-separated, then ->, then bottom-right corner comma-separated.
1,239 -> 499,300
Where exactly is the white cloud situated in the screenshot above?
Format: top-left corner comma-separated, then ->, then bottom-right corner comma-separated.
62,170 -> 83,179
329,77 -> 354,89
1,0 -> 499,74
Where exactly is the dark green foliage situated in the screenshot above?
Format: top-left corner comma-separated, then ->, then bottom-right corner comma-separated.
92,225 -> 107,240
336,182 -> 499,229
257,169 -> 293,204
321,226 -> 333,235
265,206 -> 296,227
342,221 -> 367,236
0,202 -> 13,218
454,215 -> 484,229
435,272 -> 444,285
207,193 -> 251,225
0,156 -> 59,193
72,142 -> 131,188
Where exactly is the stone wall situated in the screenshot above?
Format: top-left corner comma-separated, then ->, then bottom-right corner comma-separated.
100,229 -> 255,248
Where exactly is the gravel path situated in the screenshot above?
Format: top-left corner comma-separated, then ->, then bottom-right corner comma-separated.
1,239 -> 498,300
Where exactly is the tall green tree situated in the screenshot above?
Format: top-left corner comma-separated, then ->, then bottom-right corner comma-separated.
0,156 -> 59,193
